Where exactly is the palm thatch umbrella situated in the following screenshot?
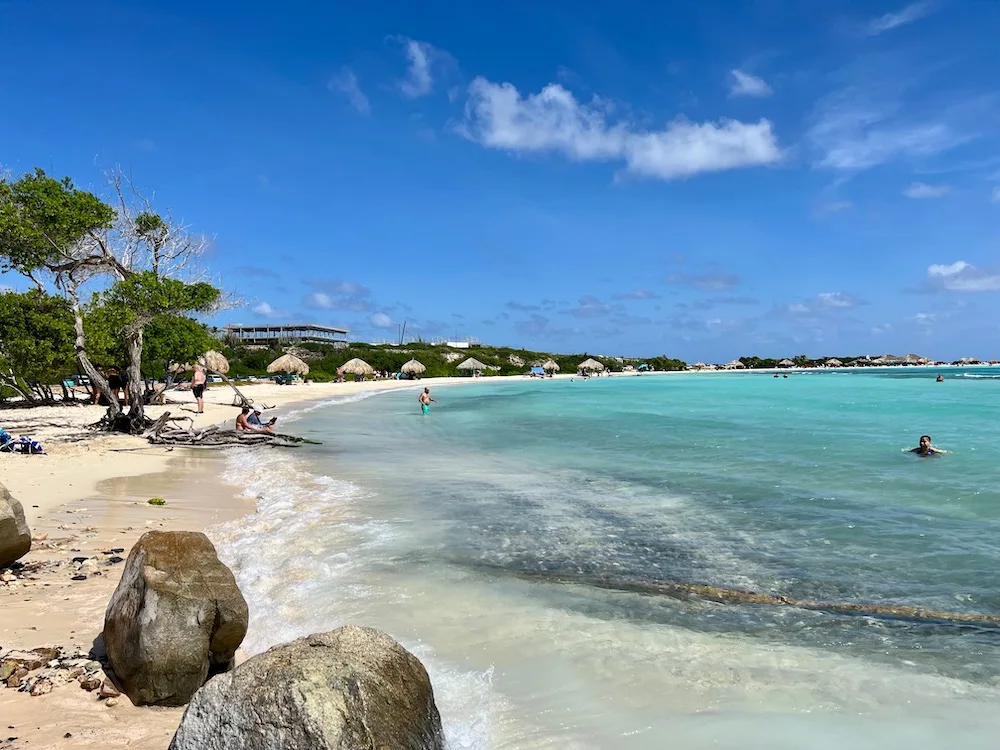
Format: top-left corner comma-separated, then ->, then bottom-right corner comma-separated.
200,350 -> 230,375
778,358 -> 795,368
267,353 -> 311,375
542,359 -> 560,372
725,360 -> 746,369
401,358 -> 426,376
338,357 -> 373,377
577,358 -> 605,373
825,358 -> 843,367
456,357 -> 488,373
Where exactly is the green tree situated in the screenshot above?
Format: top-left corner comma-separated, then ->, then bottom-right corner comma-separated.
0,290 -> 76,403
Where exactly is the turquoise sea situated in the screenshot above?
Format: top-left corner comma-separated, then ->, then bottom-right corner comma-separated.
213,368 -> 1000,749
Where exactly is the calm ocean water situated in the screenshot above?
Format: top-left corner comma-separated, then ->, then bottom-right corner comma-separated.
212,368 -> 1000,749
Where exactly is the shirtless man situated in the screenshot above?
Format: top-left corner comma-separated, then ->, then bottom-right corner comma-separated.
191,364 -> 207,414
909,435 -> 948,456
418,387 -> 435,416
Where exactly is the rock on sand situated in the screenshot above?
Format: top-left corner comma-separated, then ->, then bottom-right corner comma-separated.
0,482 -> 31,568
103,530 -> 248,707
168,626 -> 445,750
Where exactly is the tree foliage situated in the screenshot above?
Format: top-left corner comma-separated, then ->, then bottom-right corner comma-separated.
0,290 -> 76,402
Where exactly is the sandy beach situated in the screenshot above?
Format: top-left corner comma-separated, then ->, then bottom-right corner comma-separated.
0,376 -> 488,749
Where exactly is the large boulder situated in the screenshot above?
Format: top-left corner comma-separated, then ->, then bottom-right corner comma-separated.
169,626 -> 445,750
103,530 -> 248,707
0,482 -> 31,568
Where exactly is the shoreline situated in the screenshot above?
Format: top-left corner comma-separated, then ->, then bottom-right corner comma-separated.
0,374 -> 557,747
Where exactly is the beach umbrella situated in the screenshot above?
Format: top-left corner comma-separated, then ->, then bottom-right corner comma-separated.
267,353 -> 311,375
401,358 -> 426,375
542,359 -> 560,372
338,357 -> 373,376
200,350 -> 230,375
825,358 -> 843,367
456,357 -> 488,372
577,358 -> 605,372
778,358 -> 795,368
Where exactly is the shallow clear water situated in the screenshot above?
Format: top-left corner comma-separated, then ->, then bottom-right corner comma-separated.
212,370 -> 1000,749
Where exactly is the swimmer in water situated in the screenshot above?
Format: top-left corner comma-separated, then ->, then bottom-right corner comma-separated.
418,387 -> 435,415
909,435 -> 948,456
936,374 -> 944,382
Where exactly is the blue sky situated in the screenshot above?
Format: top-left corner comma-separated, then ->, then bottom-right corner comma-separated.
2,0 -> 1000,361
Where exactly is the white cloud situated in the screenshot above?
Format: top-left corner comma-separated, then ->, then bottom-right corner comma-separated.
992,186 -> 1000,203
807,80 -> 973,171
329,67 -> 371,116
370,312 -> 394,328
816,292 -> 858,309
927,261 -> 1000,292
729,70 -> 772,98
903,181 -> 951,198
460,77 -> 782,180
928,261 -> 969,277
305,292 -> 333,309
0,285 -> 13,294
871,323 -> 893,334
252,302 -> 284,318
867,2 -> 934,35
398,38 -> 436,99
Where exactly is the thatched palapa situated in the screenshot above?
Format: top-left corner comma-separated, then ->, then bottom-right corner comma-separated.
338,357 -> 373,376
542,359 -> 560,372
200,350 -> 230,375
577,358 -> 605,373
267,353 -> 310,375
456,357 -> 488,372
401,359 -> 426,375
825,358 -> 843,367
778,358 -> 795,368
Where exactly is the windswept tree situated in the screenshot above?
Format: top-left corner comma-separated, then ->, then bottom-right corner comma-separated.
0,167 -> 223,431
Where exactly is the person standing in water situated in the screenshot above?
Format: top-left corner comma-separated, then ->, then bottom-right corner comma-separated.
909,435 -> 948,456
191,363 -> 207,414
418,387 -> 435,415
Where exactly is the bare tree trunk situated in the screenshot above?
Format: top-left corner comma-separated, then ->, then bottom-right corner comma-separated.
66,282 -> 120,423
124,327 -> 148,431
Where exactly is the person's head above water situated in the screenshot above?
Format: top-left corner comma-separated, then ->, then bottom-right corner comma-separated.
919,435 -> 932,449
424,387 -> 430,393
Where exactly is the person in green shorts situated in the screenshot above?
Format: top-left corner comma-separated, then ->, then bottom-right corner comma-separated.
418,387 -> 435,415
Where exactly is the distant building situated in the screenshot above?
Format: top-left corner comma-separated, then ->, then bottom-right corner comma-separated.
225,323 -> 349,348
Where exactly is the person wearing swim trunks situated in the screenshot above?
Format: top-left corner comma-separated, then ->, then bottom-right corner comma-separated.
418,387 -> 435,415
192,364 -> 207,414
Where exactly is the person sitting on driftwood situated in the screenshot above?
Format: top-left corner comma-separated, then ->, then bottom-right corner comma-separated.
236,406 -> 275,433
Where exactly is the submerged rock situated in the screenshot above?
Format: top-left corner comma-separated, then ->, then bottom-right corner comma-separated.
103,531 -> 248,707
0,483 -> 31,568
169,625 -> 444,750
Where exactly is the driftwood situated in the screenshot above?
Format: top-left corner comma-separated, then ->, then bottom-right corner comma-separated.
145,410 -> 318,448
482,567 -> 1000,631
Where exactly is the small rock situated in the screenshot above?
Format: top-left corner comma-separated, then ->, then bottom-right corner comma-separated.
47,659 -> 60,669
70,575 -> 87,582
99,680 -> 120,699
7,667 -> 28,688
102,548 -> 125,555
0,572 -> 15,583
66,667 -> 85,680
71,556 -> 88,564
105,697 -> 119,707
30,677 -> 53,696
81,560 -> 99,572
64,733 -> 72,739
84,661 -> 102,674
80,676 -> 101,691
107,556 -> 124,564
0,661 -> 17,681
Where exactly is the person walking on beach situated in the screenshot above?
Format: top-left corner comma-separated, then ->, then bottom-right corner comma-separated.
418,387 -> 435,416
909,435 -> 948,456
191,363 -> 207,414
